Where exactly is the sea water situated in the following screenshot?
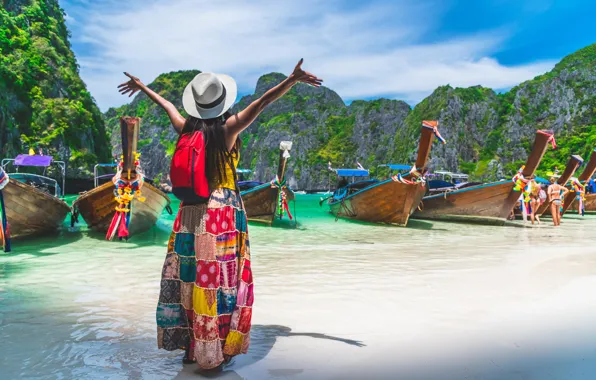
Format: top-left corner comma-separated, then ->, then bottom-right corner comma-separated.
1,194 -> 596,380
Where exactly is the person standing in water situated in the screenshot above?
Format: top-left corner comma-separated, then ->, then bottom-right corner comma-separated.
547,177 -> 569,226
118,60 -> 322,371
528,179 -> 541,225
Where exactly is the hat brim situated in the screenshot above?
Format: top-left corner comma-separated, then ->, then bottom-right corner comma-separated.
182,74 -> 237,119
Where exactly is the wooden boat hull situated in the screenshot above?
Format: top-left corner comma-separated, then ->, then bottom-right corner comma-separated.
1,178 -> 70,238
328,180 -> 426,226
72,181 -> 170,235
412,181 -> 516,225
240,183 -> 295,224
562,150 -> 596,215
566,193 -> 596,213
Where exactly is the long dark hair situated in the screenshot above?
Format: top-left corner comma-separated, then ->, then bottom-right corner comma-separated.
182,112 -> 241,185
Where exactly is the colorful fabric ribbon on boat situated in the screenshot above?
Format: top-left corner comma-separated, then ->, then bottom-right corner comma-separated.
271,175 -> 292,220
512,165 -> 529,192
422,120 -> 446,144
570,177 -> 586,215
541,130 -> 557,149
106,153 -> 146,241
0,168 -> 10,252
391,166 -> 426,185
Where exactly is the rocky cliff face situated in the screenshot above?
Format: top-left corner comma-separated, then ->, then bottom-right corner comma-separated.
0,0 -> 111,176
105,43 -> 596,190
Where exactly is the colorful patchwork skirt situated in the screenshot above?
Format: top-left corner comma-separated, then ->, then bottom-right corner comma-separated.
156,188 -> 253,369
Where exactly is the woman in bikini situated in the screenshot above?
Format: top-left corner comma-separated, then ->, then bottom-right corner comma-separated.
547,177 -> 569,226
528,179 -> 541,225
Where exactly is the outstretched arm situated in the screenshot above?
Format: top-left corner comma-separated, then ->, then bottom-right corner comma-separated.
118,73 -> 186,134
224,59 -> 322,151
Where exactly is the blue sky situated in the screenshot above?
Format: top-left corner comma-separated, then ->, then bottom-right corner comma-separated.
61,0 -> 596,111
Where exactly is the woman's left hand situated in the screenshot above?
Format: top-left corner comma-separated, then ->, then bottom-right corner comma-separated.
118,72 -> 144,97
289,59 -> 323,87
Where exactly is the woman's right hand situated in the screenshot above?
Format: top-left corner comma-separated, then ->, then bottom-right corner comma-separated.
118,72 -> 144,97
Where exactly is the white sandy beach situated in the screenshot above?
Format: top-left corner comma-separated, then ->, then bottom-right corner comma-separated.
1,201 -> 596,380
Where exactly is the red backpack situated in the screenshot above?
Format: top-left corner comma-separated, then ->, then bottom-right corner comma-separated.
170,130 -> 210,202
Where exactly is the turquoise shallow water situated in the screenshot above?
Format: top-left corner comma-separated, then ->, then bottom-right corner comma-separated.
2,194 -> 596,379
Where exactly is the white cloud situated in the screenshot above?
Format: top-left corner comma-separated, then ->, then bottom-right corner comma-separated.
63,0 -> 555,111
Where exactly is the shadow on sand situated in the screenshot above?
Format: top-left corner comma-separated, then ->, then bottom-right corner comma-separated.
173,324 -> 365,379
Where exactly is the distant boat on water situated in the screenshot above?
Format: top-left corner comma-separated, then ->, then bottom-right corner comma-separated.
412,129 -> 556,225
324,121 -> 444,226
0,154 -> 70,249
239,141 -> 296,225
72,117 -> 170,240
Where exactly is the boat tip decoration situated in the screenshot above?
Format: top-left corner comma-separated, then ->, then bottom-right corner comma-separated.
106,152 -> 146,242
280,141 -> 293,159
270,175 -> 292,220
422,120 -> 446,144
537,129 -> 557,149
512,165 -> 529,192
391,165 -> 426,185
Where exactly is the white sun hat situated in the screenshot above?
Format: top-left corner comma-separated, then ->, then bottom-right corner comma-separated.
182,72 -> 237,119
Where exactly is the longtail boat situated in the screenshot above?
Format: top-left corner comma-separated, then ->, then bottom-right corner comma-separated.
412,130 -> 555,225
326,120 -> 444,226
0,154 -> 70,251
240,141 -> 295,225
72,117 -> 171,240
568,192 -> 596,213
562,149 -> 596,215
534,154 -> 583,217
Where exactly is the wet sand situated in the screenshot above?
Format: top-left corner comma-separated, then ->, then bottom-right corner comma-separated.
1,195 -> 595,379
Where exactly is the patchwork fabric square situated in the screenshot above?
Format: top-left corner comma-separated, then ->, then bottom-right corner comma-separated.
246,283 -> 254,306
217,288 -> 237,315
193,287 -> 217,317
167,232 -> 176,252
241,261 -> 253,283
215,232 -> 238,258
179,256 -> 197,283
181,282 -> 194,310
196,260 -> 220,289
236,281 -> 248,307
218,314 -> 232,339
223,331 -> 245,356
235,209 -> 247,233
162,253 -> 180,279
158,327 -> 191,351
174,233 -> 195,257
195,340 -> 224,369
210,188 -> 241,209
194,234 -> 216,260
156,303 -> 188,328
205,207 -> 236,235
193,315 -> 219,341
159,279 -> 181,304
219,259 -> 238,288
237,307 -> 252,334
